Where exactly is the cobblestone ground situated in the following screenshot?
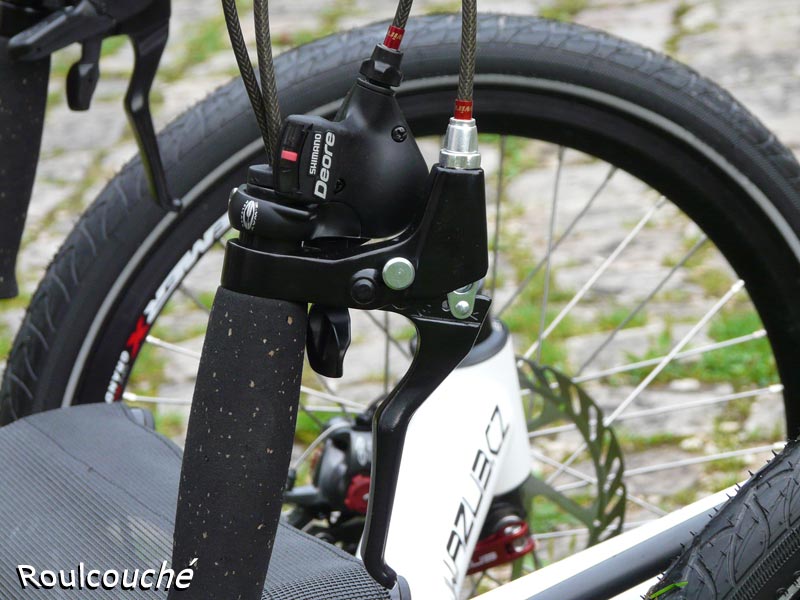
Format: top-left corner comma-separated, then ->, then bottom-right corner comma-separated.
1,0 -> 799,569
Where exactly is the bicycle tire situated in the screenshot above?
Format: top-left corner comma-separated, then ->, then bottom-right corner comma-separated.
3,13 -> 800,462
647,440 -> 800,600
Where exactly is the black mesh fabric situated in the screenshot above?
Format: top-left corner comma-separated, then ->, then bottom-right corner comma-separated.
0,403 -> 390,600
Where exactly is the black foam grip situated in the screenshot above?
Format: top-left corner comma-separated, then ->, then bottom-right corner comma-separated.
168,287 -> 307,599
0,38 -> 49,298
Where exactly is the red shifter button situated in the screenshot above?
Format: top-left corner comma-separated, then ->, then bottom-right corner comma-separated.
281,149 -> 298,162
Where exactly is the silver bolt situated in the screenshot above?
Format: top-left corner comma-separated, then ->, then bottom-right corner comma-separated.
382,257 -> 415,290
454,300 -> 471,317
511,536 -> 530,553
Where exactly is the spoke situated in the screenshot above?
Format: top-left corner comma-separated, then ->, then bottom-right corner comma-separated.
496,164 -> 616,317
531,449 -> 666,516
299,387 -> 368,411
574,329 -> 768,384
489,136 -> 507,299
523,197 -> 667,361
364,311 -> 411,359
122,392 -> 191,406
302,404 -> 367,413
146,335 -> 202,359
532,520 -> 655,541
177,283 -> 211,314
298,400 -> 326,428
383,312 -> 391,394
468,573 -> 486,597
546,279 -> 745,485
534,146 -> 565,364
624,443 -> 784,477
575,234 -> 708,375
312,372 -> 338,396
217,238 -> 227,250
141,334 -> 362,411
555,443 -> 784,493
121,386 -> 366,411
529,384 -> 784,439
484,572 -> 504,586
291,421 -> 352,469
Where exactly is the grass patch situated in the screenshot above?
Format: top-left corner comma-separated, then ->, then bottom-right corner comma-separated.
664,486 -> 698,509
161,15 -> 230,82
25,148 -> 109,243
394,325 -> 417,342
424,1 -> 462,14
101,35 -> 129,58
595,306 -> 648,332
530,496 -> 583,533
0,291 -> 32,312
0,322 -> 13,359
540,0 -> 588,21
128,344 -> 168,396
295,410 -> 340,445
480,135 -> 539,180
686,266 -> 734,297
154,411 -> 186,439
615,304 -> 776,390
151,321 -> 208,345
615,430 -> 688,453
665,1 -> 720,55
199,290 -> 216,310
277,0 -> 357,47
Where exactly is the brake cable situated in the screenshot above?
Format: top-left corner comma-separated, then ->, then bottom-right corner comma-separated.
221,0 -> 281,157
253,0 -> 282,156
456,0 -> 477,120
222,0 -> 477,156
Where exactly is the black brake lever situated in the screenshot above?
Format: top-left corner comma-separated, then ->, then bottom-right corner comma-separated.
7,1 -> 113,61
361,296 -> 492,589
120,12 -> 180,212
66,36 -> 102,110
8,0 -> 180,212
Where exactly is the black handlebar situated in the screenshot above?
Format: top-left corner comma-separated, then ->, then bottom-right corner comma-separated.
169,287 -> 308,600
0,38 -> 49,298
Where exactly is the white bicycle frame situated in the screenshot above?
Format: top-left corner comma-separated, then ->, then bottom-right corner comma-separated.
377,330 -> 732,600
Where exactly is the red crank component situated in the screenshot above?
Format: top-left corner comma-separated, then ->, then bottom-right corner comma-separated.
344,474 -> 371,514
468,520 -> 535,574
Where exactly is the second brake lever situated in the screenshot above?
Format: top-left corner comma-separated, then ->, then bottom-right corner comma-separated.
9,0 -> 180,212
120,11 -> 180,212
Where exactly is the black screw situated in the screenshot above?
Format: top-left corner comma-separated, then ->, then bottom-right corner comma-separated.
351,277 -> 377,305
391,126 -> 408,142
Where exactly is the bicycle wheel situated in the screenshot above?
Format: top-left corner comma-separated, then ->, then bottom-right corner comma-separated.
647,440 -> 800,599
3,12 -> 800,595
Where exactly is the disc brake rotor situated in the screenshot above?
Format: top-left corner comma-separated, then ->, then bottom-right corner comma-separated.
519,358 -> 627,546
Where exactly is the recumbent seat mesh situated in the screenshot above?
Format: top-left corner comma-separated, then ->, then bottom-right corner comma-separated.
0,403 -> 390,599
